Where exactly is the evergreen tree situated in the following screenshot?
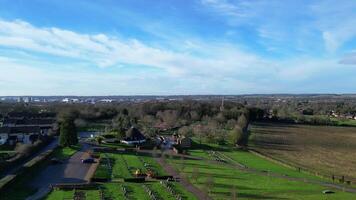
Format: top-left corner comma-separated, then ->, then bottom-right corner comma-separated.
59,116 -> 78,147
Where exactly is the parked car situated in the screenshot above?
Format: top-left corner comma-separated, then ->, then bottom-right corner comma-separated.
81,158 -> 95,163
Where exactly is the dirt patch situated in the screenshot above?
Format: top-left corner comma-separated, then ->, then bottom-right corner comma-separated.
251,123 -> 356,180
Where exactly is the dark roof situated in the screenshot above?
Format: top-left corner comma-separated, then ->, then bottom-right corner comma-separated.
17,118 -> 55,125
3,118 -> 55,126
7,111 -> 56,119
0,126 -> 41,134
3,118 -> 18,124
124,127 -> 145,141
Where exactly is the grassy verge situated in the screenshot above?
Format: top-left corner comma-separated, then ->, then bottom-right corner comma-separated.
52,145 -> 80,160
0,157 -> 50,199
45,189 -> 74,200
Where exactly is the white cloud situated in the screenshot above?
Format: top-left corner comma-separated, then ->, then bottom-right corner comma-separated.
0,18 -> 350,95
0,18 -> 273,78
311,0 -> 356,52
200,0 -> 356,53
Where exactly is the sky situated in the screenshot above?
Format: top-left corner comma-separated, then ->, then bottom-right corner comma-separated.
0,0 -> 356,96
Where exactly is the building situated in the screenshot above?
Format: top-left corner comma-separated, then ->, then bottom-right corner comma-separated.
2,118 -> 55,134
177,136 -> 192,148
0,126 -> 41,145
121,127 -> 146,145
0,111 -> 56,145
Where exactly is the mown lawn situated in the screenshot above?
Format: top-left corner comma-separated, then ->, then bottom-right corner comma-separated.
191,141 -> 323,181
46,182 -> 198,200
53,145 -> 80,160
168,149 -> 356,200
222,149 -> 324,181
331,118 -> 356,126
45,189 -> 100,200
111,151 -> 167,179
45,189 -> 74,200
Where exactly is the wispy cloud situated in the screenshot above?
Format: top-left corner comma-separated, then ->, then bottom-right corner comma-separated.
200,0 -> 356,54
0,19 -> 272,78
0,14 -> 354,95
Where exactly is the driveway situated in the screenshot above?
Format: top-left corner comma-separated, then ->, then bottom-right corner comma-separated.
27,143 -> 96,200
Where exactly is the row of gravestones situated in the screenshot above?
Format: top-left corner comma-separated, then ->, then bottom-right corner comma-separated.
121,155 -> 132,175
98,188 -> 105,200
207,151 -> 226,163
103,154 -> 113,178
142,184 -> 159,200
73,190 -> 86,200
138,156 -> 156,175
159,180 -> 183,200
121,185 -> 130,200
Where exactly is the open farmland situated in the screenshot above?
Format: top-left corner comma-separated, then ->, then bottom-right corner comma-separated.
250,123 -> 356,180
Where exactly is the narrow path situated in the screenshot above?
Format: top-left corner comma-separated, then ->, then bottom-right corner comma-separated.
154,156 -> 212,200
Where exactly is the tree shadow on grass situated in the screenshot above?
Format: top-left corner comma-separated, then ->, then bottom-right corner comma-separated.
196,171 -> 245,181
237,192 -> 289,200
190,141 -> 232,152
211,190 -> 289,200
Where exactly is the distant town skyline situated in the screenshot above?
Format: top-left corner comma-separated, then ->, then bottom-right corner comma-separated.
0,0 -> 356,95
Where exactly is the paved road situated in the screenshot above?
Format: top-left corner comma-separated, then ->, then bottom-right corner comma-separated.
27,143 -> 95,200
0,138 -> 59,178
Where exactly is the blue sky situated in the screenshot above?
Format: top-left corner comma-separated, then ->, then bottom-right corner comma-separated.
0,0 -> 355,95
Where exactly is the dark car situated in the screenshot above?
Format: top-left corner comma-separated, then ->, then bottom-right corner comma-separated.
50,158 -> 62,164
81,158 -> 95,163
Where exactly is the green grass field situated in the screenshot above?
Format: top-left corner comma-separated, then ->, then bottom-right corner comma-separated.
45,189 -> 74,200
45,189 -> 100,200
53,145 -> 80,160
331,118 -> 356,126
111,151 -> 168,179
46,182 -> 198,200
223,149 -> 325,181
167,142 -> 356,200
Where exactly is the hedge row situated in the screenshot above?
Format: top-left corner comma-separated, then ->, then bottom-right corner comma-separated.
0,148 -> 55,191
0,137 -> 53,175
0,175 -> 16,190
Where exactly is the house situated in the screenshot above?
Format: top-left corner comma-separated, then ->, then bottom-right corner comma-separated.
7,111 -> 56,119
121,127 -> 146,145
0,126 -> 41,145
2,118 -> 55,134
0,114 -> 4,127
177,136 -> 192,148
3,118 -> 19,127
